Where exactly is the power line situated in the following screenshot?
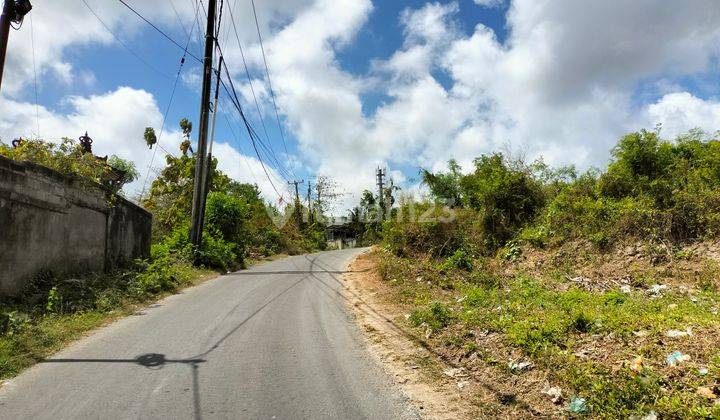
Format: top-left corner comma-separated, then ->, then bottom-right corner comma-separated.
116,0 -> 203,63
82,0 -> 172,80
220,101 -> 261,186
214,41 -> 294,181
250,0 -> 289,155
225,0 -> 275,168
218,59 -> 286,200
139,0 -> 202,201
168,0 -> 190,38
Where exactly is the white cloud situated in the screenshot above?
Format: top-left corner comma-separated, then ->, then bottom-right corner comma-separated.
212,142 -> 292,204
474,0 -> 505,8
0,87 -> 184,198
6,0 -> 720,215
644,92 -> 720,139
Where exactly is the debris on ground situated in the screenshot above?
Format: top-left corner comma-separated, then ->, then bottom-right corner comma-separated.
508,360 -> 533,371
630,411 -> 657,420
443,368 -> 463,378
647,284 -> 668,295
573,347 -> 594,358
542,385 -> 563,404
567,396 -> 587,413
699,367 -> 709,376
666,351 -> 691,366
665,327 -> 692,338
457,380 -> 470,389
697,386 -> 718,399
629,356 -> 645,373
620,285 -> 632,293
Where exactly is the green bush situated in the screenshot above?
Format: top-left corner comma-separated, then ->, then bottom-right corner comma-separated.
409,301 -> 455,332
460,153 -> 545,250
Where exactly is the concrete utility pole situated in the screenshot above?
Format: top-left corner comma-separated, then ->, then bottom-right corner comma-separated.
288,179 -> 304,227
288,180 -> 303,204
306,181 -> 313,223
195,55 -> 223,242
376,167 -> 386,221
0,0 -> 33,94
189,0 -> 216,250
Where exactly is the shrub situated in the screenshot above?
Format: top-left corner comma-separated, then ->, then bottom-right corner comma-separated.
409,301 -> 455,332
460,153 -> 545,250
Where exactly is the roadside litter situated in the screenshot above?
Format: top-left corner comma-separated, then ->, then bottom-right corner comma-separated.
567,396 -> 587,413
542,385 -> 563,404
664,328 -> 692,338
647,284 -> 668,295
697,386 -> 718,399
666,351 -> 691,366
508,360 -> 533,371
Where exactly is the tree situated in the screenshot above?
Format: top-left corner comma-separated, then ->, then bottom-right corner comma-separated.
421,159 -> 463,206
313,175 -> 343,221
144,127 -> 157,149
179,118 -> 194,156
107,155 -> 139,192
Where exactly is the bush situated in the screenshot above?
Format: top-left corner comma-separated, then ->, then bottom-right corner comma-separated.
409,301 -> 455,332
460,154 -> 545,250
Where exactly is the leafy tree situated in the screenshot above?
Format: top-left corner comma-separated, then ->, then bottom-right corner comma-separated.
144,127 -> 157,149
459,153 -> 544,250
142,154 -> 232,239
107,155 -> 139,192
421,159 -> 463,206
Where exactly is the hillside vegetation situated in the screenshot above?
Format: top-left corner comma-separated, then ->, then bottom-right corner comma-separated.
373,129 -> 720,418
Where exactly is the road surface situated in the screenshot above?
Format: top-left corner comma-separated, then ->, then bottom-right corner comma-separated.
0,249 -> 416,420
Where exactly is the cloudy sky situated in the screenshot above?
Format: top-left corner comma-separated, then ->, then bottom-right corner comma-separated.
2,0 -> 720,211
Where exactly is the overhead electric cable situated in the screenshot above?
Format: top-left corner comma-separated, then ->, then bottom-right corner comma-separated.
139,0 -> 202,200
250,0 -> 289,154
83,0 -> 173,79
217,63 -> 286,199
214,42 -> 294,180
116,0 -> 203,63
226,0 -> 275,165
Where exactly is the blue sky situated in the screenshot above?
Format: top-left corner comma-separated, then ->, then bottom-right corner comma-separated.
2,0 -> 720,211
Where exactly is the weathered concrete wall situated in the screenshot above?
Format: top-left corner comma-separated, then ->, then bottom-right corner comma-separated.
0,155 -> 151,296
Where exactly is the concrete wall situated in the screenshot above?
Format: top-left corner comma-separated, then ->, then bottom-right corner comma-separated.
0,155 -> 151,296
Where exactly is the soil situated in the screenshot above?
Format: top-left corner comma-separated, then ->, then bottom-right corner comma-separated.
343,249 -> 565,419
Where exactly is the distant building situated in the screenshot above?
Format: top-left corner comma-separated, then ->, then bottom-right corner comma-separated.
325,217 -> 356,249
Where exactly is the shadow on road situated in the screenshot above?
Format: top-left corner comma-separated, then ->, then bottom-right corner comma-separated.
37,268 -> 311,420
233,269 -> 369,275
303,253 -> 542,415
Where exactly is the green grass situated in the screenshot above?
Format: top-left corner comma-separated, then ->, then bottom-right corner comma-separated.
377,251 -> 720,418
457,277 -> 718,354
0,261 -> 214,381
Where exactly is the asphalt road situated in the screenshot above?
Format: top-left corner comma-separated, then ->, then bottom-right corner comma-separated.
0,248 -> 416,420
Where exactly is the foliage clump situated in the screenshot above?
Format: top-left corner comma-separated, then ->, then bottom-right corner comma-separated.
385,128 -> 720,259
0,138 -> 138,194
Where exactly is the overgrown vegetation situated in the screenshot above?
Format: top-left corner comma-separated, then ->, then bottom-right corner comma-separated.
0,138 -> 139,194
385,128 -> 720,257
0,126 -> 333,380
372,129 -> 720,417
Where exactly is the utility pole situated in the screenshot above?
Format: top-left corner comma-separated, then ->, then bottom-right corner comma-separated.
0,1 -> 33,93
376,167 -> 386,221
288,179 -> 303,227
189,0 -> 216,250
195,56 -> 223,241
288,179 -> 303,204
306,181 -> 313,223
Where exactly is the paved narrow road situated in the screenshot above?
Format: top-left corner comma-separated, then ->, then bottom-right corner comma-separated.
0,249 -> 416,420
